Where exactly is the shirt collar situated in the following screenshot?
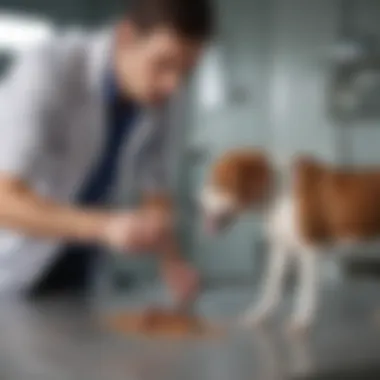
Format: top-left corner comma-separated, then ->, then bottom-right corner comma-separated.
105,69 -> 140,112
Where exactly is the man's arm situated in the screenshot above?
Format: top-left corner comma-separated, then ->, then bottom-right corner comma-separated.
0,172 -> 176,251
141,192 -> 180,261
0,175 -> 109,243
0,41 -> 169,250
0,42 -> 111,244
141,192 -> 199,305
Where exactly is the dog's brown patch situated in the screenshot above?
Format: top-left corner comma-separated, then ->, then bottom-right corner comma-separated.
210,148 -> 273,208
293,157 -> 380,245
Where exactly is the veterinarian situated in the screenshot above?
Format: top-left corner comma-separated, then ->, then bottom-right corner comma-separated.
0,0 -> 213,300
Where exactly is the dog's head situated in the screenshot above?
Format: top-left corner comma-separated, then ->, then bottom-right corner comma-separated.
200,149 -> 273,235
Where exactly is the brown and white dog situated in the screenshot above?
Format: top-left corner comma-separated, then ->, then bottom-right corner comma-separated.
200,148 -> 380,334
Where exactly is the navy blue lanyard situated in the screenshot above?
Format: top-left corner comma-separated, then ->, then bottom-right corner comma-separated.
77,76 -> 138,206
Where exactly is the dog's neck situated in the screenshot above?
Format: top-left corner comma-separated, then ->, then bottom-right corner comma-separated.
249,156 -> 295,214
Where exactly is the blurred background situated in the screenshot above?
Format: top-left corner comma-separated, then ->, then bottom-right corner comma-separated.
1,0 -> 380,291
2,0 -> 380,290
2,1 -> 380,379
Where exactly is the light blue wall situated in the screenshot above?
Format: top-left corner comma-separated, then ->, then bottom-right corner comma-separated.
269,0 -> 380,166
183,0 -> 380,281
183,0 -> 343,280
344,0 -> 380,165
182,0 -> 274,280
2,0 -> 380,284
270,0 -> 340,163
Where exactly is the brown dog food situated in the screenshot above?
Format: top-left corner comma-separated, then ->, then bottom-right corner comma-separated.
107,307 -> 224,339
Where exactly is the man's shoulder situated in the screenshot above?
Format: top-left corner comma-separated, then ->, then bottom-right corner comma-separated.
30,30 -> 92,70
18,28 -> 108,75
9,28 -> 111,101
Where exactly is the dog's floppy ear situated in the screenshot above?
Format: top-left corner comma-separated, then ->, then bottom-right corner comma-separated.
210,149 -> 273,207
243,153 -> 272,205
224,151 -> 272,207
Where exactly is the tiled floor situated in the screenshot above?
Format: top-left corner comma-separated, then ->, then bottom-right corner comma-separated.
1,280 -> 380,379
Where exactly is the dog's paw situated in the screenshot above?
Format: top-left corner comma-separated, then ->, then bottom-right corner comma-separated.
284,318 -> 312,338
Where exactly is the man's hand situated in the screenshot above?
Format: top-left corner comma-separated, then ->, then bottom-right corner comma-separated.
141,192 -> 201,306
102,209 -> 173,252
161,259 -> 200,306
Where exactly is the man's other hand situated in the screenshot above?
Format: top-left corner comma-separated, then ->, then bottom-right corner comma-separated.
161,259 -> 200,306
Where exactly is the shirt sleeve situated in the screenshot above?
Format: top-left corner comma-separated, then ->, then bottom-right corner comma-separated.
140,105 -> 175,193
0,42 -> 58,181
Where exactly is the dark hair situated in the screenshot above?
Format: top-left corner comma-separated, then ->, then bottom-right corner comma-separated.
128,0 -> 214,40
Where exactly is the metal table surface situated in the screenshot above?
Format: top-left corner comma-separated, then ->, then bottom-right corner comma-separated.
1,281 -> 380,380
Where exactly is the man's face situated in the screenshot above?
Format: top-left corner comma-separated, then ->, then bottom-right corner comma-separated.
115,23 -> 204,105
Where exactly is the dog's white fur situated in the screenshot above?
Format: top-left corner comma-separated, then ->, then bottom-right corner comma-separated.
201,174 -> 321,334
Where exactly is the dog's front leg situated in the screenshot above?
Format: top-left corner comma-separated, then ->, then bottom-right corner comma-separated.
287,248 -> 320,336
241,242 -> 290,328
